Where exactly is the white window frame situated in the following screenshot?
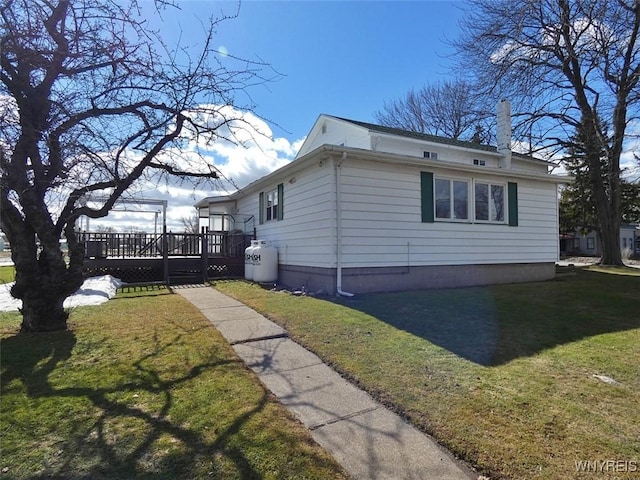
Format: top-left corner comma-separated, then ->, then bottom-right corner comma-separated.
265,188 -> 278,222
434,176 -> 470,222
473,181 -> 506,224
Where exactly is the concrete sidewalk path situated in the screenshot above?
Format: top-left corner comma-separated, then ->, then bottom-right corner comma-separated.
177,286 -> 477,480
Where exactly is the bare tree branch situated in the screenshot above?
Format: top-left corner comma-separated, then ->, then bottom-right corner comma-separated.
374,79 -> 492,142
0,0 -> 277,331
453,0 -> 640,266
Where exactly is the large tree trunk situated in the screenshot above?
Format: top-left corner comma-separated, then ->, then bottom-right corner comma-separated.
18,283 -> 69,332
598,219 -> 623,265
582,114 -> 624,267
591,167 -> 623,266
7,223 -> 84,333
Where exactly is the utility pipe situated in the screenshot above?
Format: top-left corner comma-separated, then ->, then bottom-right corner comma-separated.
335,151 -> 354,297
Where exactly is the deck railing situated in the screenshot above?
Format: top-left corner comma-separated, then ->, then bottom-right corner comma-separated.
77,231 -> 252,259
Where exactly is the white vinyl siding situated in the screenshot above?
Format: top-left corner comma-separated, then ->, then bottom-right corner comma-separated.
204,116 -> 561,282
338,158 -> 558,268
236,161 -> 335,268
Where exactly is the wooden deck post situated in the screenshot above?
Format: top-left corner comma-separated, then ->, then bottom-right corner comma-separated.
162,203 -> 169,285
201,227 -> 209,283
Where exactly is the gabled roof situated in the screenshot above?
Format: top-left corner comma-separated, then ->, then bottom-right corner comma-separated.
332,116 -> 496,153
329,115 -> 550,165
195,195 -> 232,208
196,114 -> 568,209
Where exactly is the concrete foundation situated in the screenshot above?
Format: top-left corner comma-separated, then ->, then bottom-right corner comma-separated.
279,262 -> 555,294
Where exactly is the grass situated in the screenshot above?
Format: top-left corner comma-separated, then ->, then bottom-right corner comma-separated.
586,264 -> 640,276
215,269 -> 640,480
0,288 -> 348,479
0,265 -> 15,284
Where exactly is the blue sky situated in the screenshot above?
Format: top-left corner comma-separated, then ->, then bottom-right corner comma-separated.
163,0 -> 465,141
96,0 -> 640,231
99,0 -> 469,230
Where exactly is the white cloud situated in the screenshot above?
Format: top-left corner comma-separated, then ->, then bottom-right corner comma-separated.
491,17 -> 618,65
94,105 -> 305,231
3,96 -> 302,233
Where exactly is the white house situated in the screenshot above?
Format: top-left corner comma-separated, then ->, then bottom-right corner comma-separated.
197,109 -> 568,294
562,224 -> 640,258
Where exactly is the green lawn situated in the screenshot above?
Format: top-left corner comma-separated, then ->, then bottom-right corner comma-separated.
0,289 -> 348,479
216,269 -> 640,480
0,265 -> 14,284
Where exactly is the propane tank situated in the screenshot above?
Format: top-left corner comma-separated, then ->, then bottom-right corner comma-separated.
244,240 -> 258,281
252,240 -> 278,283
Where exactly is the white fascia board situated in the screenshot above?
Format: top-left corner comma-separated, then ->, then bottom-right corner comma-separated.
226,143 -> 569,206
323,145 -> 571,184
371,130 -> 553,167
295,114 -> 361,158
194,195 -> 233,208
294,115 -> 326,158
368,130 -> 497,156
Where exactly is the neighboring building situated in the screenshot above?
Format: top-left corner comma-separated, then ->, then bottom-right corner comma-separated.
197,109 -> 568,294
562,224 -> 640,258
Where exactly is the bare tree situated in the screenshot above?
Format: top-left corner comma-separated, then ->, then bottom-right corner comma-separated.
180,211 -> 201,234
374,79 -> 492,142
454,0 -> 640,266
1,0 -> 276,332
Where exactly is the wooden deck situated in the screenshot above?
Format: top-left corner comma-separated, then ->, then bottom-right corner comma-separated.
79,231 -> 251,285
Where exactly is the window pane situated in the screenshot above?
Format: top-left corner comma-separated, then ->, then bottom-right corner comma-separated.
266,190 -> 277,221
491,185 -> 504,221
475,183 -> 488,221
453,180 -> 468,219
435,179 -> 451,219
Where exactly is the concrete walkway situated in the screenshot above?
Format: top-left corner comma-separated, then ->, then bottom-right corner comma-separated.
177,286 -> 477,480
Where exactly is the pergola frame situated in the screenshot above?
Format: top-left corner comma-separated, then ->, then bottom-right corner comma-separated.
84,196 -> 169,283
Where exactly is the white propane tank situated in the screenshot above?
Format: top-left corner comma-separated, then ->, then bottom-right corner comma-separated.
244,240 -> 258,281
252,240 -> 278,283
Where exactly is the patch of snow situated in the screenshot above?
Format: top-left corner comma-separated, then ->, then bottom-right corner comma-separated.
0,275 -> 122,312
592,374 -> 619,385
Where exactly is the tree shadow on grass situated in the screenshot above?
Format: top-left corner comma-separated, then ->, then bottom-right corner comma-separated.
335,270 -> 640,366
0,329 -> 77,396
0,322 -> 271,479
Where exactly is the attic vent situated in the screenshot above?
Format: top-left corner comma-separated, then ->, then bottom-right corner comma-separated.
423,151 -> 438,160
321,124 -> 327,134
473,159 -> 486,166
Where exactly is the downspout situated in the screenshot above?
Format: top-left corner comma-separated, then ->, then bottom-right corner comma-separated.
335,151 -> 355,297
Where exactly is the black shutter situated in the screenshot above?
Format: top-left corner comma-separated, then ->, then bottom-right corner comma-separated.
259,192 -> 264,225
421,172 -> 435,223
508,182 -> 518,226
277,183 -> 284,220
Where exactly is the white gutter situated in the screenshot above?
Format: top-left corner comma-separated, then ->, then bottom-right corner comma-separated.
323,145 -> 569,183
218,144 -> 567,205
335,151 -> 354,297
